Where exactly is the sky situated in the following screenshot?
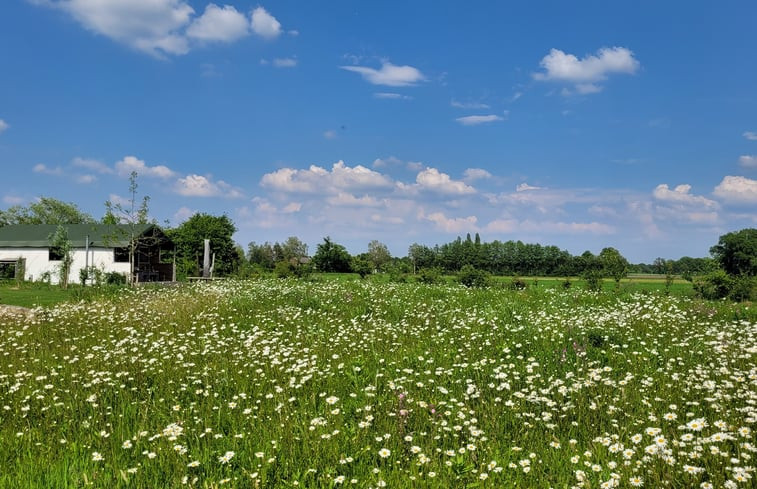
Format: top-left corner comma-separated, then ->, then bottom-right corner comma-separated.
1,1 -> 756,263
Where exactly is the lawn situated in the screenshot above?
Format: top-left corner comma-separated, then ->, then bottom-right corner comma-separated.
0,279 -> 754,488
0,281 -> 81,308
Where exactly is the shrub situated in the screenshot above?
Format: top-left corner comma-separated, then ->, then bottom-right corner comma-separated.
105,272 -> 126,285
417,267 -> 443,285
729,275 -> 756,302
694,270 -> 733,300
583,270 -> 603,292
458,265 -> 491,288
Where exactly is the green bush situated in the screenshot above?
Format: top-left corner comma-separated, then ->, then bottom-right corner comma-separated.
583,270 -> 603,292
729,275 -> 756,302
694,270 -> 733,300
105,272 -> 126,285
509,277 -> 528,290
458,265 -> 491,288
417,267 -> 443,284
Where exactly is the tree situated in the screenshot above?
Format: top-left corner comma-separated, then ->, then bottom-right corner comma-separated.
367,240 -> 391,271
0,197 -> 95,226
103,171 -> 151,284
599,247 -> 629,288
312,237 -> 352,273
710,228 -> 757,277
48,225 -> 73,289
169,213 -> 240,278
408,243 -> 436,273
281,236 -> 309,264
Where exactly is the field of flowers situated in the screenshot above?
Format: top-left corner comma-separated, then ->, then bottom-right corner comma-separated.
0,280 -> 755,488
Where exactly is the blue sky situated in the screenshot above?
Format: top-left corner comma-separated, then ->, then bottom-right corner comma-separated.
1,1 -> 756,262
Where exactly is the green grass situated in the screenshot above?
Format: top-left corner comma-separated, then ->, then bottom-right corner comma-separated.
0,279 -> 754,488
0,281 -> 80,307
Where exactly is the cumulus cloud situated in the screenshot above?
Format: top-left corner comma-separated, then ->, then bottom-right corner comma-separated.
744,131 -> 757,141
534,46 -> 639,93
38,0 -> 194,57
456,115 -> 504,126
652,184 -> 718,208
186,3 -> 249,42
33,2 -> 285,57
172,206 -> 195,223
341,61 -> 425,87
260,161 -> 394,194
713,175 -> 757,204
412,168 -> 476,195
739,155 -> 757,168
250,6 -> 281,39
0,119 -> 8,133
72,156 -> 113,174
175,174 -> 243,198
422,211 -> 478,233
326,193 -> 383,207
115,156 -> 175,179
462,168 -> 492,182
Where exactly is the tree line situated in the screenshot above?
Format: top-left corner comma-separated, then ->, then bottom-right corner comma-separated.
1,194 -> 754,300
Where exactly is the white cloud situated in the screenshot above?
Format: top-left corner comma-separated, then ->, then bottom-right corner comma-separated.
739,155 -> 757,168
341,61 -> 425,87
42,0 -> 195,57
534,46 -> 639,93
174,174 -> 243,198
0,119 -> 8,133
273,57 -> 297,68
186,3 -> 249,42
2,195 -> 24,205
250,6 -> 281,39
115,156 -> 175,179
713,175 -> 757,204
260,161 -> 394,194
653,184 -> 717,208
455,115 -> 504,126
326,192 -> 383,207
516,183 -> 542,192
462,168 -> 492,182
32,163 -> 63,175
75,174 -> 97,184
323,130 -> 337,140
72,156 -> 113,174
412,168 -> 476,195
744,131 -> 757,141
282,202 -> 301,213
451,100 -> 490,109
486,219 -> 614,235
172,206 -> 195,223
373,92 -> 412,100
422,211 -> 478,233
372,156 -> 402,168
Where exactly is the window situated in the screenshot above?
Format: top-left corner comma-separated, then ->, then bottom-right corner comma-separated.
114,247 -> 130,263
49,247 -> 64,261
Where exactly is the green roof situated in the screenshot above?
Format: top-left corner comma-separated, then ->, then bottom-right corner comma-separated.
0,224 -> 168,248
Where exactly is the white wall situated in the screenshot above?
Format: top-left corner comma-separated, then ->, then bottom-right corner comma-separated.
0,247 -> 130,284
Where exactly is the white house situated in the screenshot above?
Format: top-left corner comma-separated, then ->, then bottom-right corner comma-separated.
0,224 -> 174,284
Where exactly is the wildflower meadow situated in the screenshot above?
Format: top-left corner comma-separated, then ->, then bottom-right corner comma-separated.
0,280 -> 755,488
